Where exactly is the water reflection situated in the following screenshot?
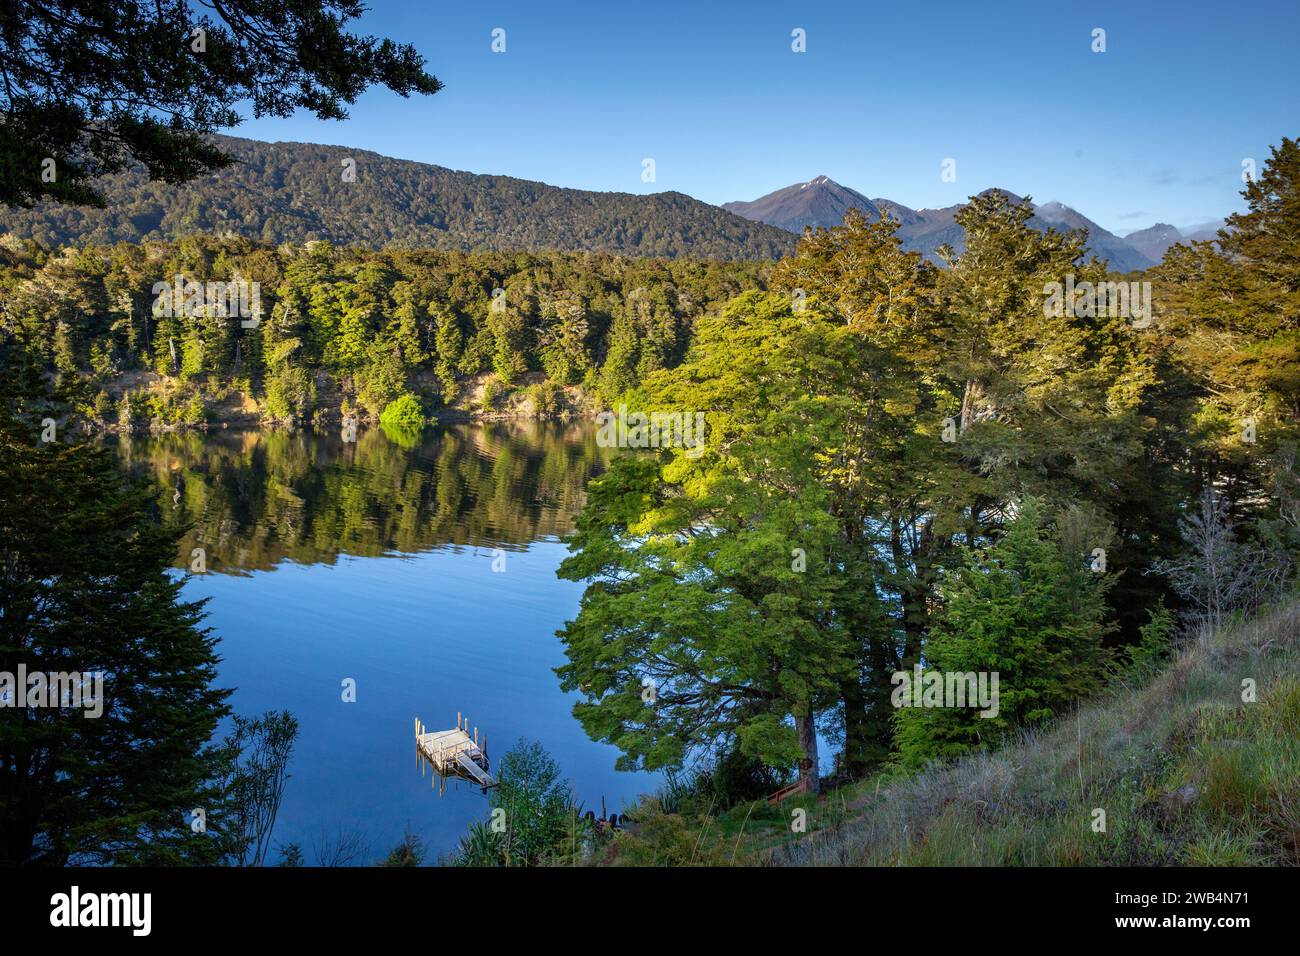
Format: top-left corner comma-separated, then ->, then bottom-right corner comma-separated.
106,421 -> 653,859
112,421 -> 615,573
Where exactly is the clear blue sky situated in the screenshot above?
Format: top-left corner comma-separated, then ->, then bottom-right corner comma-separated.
233,0 -> 1299,234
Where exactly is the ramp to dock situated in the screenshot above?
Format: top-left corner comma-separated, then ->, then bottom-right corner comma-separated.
455,750 -> 493,786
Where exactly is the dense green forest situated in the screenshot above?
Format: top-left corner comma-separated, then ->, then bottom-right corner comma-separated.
5,131 -> 1299,868
550,137 -> 1300,797
440,136 -> 1300,867
0,135 -> 799,261
0,235 -> 770,428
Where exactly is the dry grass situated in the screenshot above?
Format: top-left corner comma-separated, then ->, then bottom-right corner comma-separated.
768,601 -> 1300,866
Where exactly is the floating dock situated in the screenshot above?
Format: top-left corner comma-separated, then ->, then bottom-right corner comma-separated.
415,713 -> 493,790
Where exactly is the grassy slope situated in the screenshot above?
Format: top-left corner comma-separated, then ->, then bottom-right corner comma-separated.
604,601 -> 1300,866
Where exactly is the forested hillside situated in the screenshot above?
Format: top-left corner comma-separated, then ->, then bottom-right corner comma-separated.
549,137 -> 1300,800
0,135 -> 798,261
439,137 -> 1300,868
0,235 -> 770,427
5,127 -> 1300,871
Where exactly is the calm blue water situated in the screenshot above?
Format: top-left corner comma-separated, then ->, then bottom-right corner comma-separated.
117,423 -> 657,863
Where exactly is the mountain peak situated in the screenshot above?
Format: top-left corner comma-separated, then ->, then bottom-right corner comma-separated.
1124,222 -> 1185,262
723,177 -> 878,233
726,182 -> 1157,271
977,187 -> 1028,206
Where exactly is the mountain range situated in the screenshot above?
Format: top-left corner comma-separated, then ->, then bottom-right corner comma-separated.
724,176 -> 1225,271
0,136 -> 1223,269
0,135 -> 798,261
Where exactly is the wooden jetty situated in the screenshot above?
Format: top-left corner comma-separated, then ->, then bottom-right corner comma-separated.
414,713 -> 493,790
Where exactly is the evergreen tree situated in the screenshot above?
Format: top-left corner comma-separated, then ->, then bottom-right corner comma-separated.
1,0 -> 441,208
1151,137 -> 1300,510
1222,137 -> 1300,305
0,340 -> 230,864
357,341 -> 407,419
597,309 -> 639,401
389,282 -> 429,368
432,306 -> 466,404
558,294 -> 869,792
487,306 -> 530,385
893,501 -> 1114,767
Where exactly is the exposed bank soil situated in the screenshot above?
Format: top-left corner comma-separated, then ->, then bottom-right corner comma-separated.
92,369 -> 595,433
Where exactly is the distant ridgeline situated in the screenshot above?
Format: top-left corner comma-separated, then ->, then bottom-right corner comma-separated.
0,134 -> 798,262
0,233 -> 771,427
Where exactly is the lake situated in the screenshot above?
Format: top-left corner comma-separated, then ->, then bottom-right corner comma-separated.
110,421 -> 657,864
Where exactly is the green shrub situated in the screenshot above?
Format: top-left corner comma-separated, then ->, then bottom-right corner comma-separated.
451,739 -> 582,867
91,390 -> 113,422
379,393 -> 424,430
263,365 -> 316,420
182,392 -> 207,426
450,820 -> 505,867
1123,602 -> 1175,678
528,380 -> 564,418
609,798 -> 733,866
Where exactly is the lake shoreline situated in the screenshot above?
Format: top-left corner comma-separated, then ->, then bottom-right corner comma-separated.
79,369 -> 599,435
108,421 -> 641,860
